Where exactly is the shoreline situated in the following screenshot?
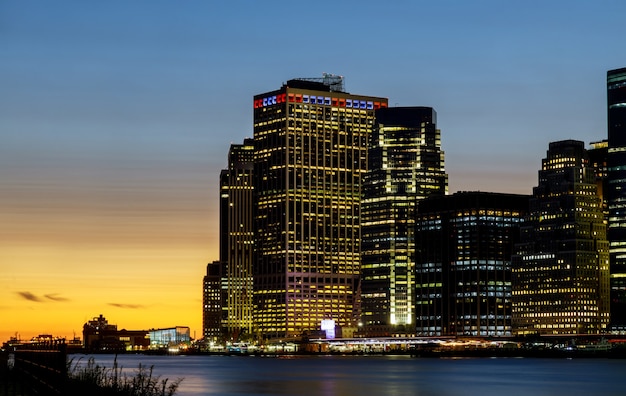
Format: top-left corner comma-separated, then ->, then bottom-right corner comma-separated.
68,346 -> 626,359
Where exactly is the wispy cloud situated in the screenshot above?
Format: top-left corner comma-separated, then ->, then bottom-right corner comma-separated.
16,291 -> 69,303
44,294 -> 69,302
17,291 -> 43,302
108,303 -> 144,309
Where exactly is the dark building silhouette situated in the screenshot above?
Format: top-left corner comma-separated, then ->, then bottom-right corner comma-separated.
82,314 -> 149,352
252,75 -> 387,340
607,67 -> 626,331
361,107 -> 447,336
512,140 -> 609,335
202,261 -> 223,342
415,192 -> 528,336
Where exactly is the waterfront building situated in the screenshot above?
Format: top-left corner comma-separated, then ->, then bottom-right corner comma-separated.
512,140 -> 609,335
607,67 -> 626,331
415,192 -> 528,336
253,75 -> 388,340
149,327 -> 191,349
360,107 -> 447,336
202,261 -> 223,342
82,315 -> 150,352
220,139 -> 255,340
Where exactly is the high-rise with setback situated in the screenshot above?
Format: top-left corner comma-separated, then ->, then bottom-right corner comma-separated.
252,75 -> 387,340
512,140 -> 609,335
361,107 -> 447,335
220,139 -> 255,340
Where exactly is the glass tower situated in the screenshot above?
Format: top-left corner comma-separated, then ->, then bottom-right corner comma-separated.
361,107 -> 447,335
607,67 -> 626,330
512,140 -> 609,335
415,192 -> 527,336
253,77 -> 387,340
220,139 -> 255,341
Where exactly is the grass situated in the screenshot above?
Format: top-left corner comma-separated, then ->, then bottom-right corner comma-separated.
67,356 -> 182,396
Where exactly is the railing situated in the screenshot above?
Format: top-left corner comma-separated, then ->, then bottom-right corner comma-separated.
13,340 -> 67,395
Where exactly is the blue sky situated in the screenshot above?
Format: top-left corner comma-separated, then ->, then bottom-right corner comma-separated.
1,0 -> 625,337
3,1 -> 623,196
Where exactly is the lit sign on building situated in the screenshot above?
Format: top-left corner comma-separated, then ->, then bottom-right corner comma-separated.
321,319 -> 336,339
254,94 -> 386,110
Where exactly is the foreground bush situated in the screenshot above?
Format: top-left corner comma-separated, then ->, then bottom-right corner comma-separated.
67,356 -> 182,396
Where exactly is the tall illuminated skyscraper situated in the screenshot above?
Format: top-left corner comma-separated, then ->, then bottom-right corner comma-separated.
512,140 -> 609,335
253,75 -> 387,340
220,139 -> 255,340
360,107 -> 447,335
607,67 -> 626,331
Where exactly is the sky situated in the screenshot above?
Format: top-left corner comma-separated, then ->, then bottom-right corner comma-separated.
1,0 -> 625,342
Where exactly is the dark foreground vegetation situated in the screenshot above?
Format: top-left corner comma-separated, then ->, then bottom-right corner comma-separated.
66,356 -> 182,396
1,350 -> 181,396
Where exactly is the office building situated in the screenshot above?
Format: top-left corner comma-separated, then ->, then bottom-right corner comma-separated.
415,192 -> 528,336
220,139 -> 255,340
361,107 -> 447,335
607,67 -> 626,331
512,140 -> 609,335
202,261 -> 223,342
253,75 -> 388,340
588,140 -> 608,215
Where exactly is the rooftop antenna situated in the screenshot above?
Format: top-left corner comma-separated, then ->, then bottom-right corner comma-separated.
293,73 -> 345,92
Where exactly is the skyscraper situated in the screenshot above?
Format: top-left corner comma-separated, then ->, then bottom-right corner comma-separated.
415,192 -> 527,336
607,67 -> 626,331
202,261 -> 223,342
588,140 -> 608,216
512,140 -> 609,335
361,107 -> 447,335
253,76 -> 387,340
220,139 -> 255,340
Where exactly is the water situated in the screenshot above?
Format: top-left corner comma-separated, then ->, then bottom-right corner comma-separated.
69,354 -> 626,396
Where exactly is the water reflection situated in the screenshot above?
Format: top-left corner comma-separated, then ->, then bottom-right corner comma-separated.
75,354 -> 626,396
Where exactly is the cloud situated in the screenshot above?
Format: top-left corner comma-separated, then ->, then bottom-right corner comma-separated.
108,303 -> 144,309
17,291 -> 43,302
16,291 -> 69,303
44,294 -> 69,302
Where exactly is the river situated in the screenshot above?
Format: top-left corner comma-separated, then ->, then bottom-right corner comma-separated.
69,354 -> 626,396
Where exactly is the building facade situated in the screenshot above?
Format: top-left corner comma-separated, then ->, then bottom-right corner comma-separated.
512,140 -> 610,335
415,192 -> 528,336
588,140 -> 608,215
252,76 -> 387,340
149,327 -> 191,349
360,107 -> 447,335
607,67 -> 626,331
82,315 -> 150,352
202,261 -> 223,342
220,139 -> 255,340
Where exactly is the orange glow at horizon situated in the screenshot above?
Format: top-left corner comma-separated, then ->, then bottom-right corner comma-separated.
1,244 -> 214,342
1,172 -> 219,343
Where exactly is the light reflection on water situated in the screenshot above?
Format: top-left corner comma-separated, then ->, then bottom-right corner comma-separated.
71,354 -> 626,396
